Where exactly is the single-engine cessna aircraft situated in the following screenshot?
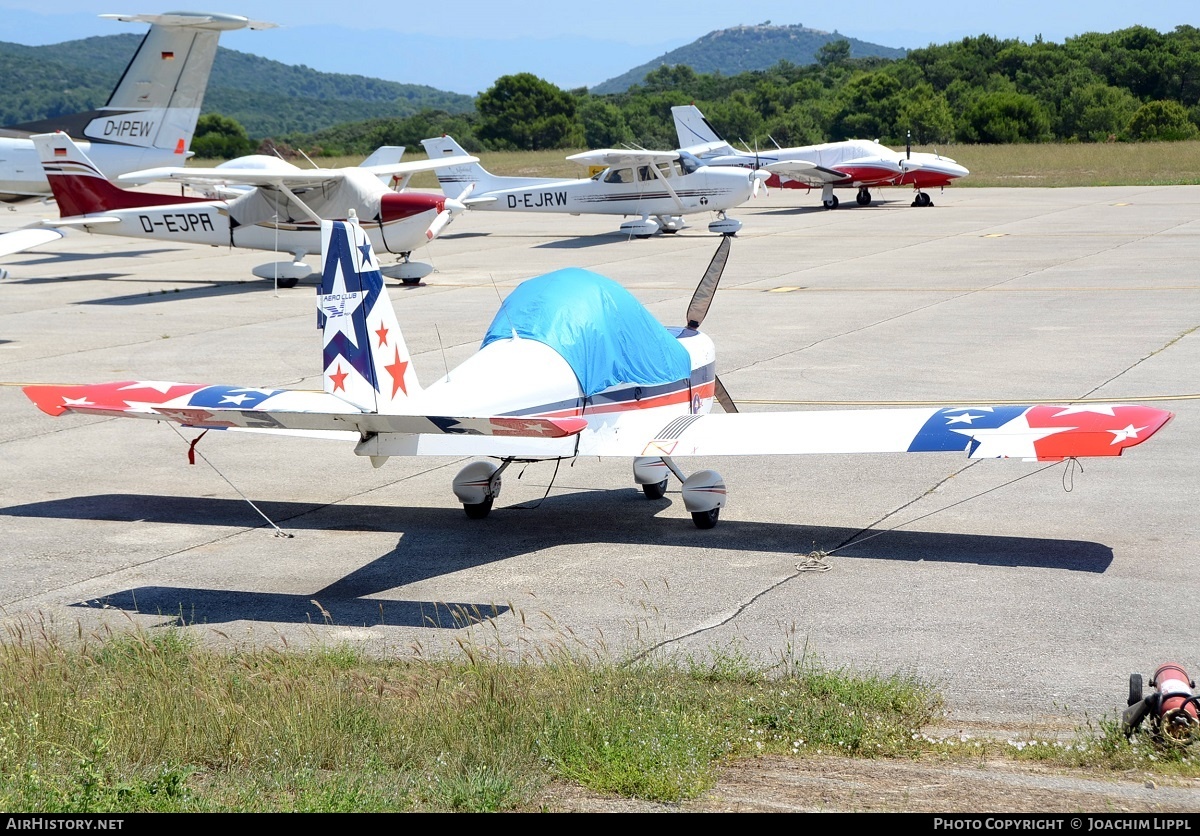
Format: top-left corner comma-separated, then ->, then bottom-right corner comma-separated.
420,134 -> 769,237
0,133 -> 476,285
0,11 -> 274,202
672,104 -> 969,209
23,218 -> 1173,529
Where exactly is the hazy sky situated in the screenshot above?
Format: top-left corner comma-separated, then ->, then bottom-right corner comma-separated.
1,1 -> 1195,93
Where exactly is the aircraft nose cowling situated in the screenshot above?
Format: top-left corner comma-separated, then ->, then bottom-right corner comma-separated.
379,191 -> 445,222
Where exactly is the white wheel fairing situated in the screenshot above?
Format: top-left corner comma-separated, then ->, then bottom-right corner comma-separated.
453,460 -> 501,505
633,456 -> 669,485
681,469 -> 726,514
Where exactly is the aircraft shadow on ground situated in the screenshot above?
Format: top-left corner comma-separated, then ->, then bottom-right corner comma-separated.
78,281 -> 278,305
5,490 -> 1115,628
9,273 -> 128,284
7,247 -> 184,266
70,587 -> 502,630
534,235 -> 661,250
433,232 -> 490,241
754,201 -> 905,216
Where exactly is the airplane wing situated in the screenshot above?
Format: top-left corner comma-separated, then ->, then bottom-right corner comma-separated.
679,140 -> 736,157
22,381 -> 586,439
40,217 -> 121,228
24,380 -> 1171,462
566,149 -> 680,168
0,227 -> 65,258
117,156 -> 480,189
763,160 -> 852,186
573,404 -> 1173,462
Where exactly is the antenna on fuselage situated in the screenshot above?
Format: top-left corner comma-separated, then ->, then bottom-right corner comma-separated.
297,148 -> 320,170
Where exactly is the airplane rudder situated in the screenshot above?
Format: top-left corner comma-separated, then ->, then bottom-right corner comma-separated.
317,219 -> 419,409
31,133 -> 122,216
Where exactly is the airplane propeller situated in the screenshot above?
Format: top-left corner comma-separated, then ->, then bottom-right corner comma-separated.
686,236 -> 738,413
750,169 -> 769,198
425,197 -> 466,240
742,138 -> 769,197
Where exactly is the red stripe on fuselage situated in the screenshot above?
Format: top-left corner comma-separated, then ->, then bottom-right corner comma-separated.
514,380 -> 715,420
46,170 -> 211,217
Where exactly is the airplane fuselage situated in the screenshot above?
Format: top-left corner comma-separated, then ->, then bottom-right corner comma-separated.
58,192 -> 448,258
471,168 -> 754,217
355,326 -> 718,460
699,141 -> 968,191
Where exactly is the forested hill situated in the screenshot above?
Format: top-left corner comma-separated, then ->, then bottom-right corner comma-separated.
590,24 -> 907,94
0,34 -> 474,137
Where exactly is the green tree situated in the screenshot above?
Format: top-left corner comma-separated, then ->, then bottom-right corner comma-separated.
1058,83 -> 1139,141
475,73 -> 581,150
578,98 -> 631,147
190,113 -> 254,159
1126,100 -> 1198,141
829,71 -> 903,141
816,39 -> 851,68
899,84 -> 955,144
961,91 -> 1051,143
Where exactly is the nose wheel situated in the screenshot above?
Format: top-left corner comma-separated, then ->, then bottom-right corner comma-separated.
633,457 -> 726,527
912,191 -> 933,207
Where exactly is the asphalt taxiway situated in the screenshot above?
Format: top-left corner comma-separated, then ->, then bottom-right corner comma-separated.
1,184 -> 1197,733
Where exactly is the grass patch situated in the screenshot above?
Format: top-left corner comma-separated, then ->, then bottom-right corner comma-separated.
0,621 -> 1194,811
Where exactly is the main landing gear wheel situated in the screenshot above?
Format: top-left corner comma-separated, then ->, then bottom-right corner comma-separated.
463,496 -> 494,520
1128,673 -> 1144,706
856,189 -> 871,206
277,277 -> 299,289
822,195 -> 840,209
642,479 -> 668,500
912,192 -> 933,207
400,277 -> 422,286
691,508 -> 720,529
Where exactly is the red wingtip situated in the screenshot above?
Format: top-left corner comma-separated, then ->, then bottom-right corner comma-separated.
23,385 -> 70,416
1032,404 -> 1175,460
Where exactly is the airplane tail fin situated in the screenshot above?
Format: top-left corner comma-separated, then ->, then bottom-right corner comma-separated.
359,146 -> 405,167
10,13 -> 273,156
359,145 -> 407,188
31,133 -> 208,217
419,135 -> 504,200
672,105 -> 729,152
318,217 -> 421,413
30,130 -> 208,214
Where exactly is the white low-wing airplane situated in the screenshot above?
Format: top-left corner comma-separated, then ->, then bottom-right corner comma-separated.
420,134 -> 769,237
24,218 -> 1173,528
0,11 -> 274,202
0,132 -> 477,285
672,105 -> 969,209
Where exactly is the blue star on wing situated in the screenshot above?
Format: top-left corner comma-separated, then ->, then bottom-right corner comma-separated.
907,406 -> 1029,452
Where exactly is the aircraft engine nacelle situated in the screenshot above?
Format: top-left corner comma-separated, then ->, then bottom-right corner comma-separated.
707,217 -> 742,236
681,469 -> 726,514
452,460 -> 501,505
619,217 -> 661,238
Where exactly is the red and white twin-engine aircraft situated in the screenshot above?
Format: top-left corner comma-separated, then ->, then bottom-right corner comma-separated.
673,104 -> 969,209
